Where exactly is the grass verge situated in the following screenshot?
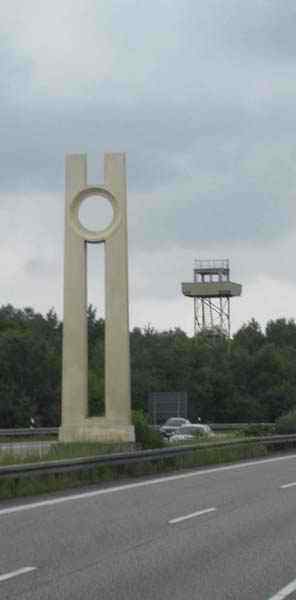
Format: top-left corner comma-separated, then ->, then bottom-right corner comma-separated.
0,442 -> 269,501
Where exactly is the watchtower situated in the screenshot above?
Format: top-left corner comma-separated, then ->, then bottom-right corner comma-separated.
182,259 -> 242,337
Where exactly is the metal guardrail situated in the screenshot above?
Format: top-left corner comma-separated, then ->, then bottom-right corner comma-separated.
1,434 -> 296,479
0,424 -> 273,437
209,423 -> 273,431
152,423 -> 273,432
0,428 -> 58,438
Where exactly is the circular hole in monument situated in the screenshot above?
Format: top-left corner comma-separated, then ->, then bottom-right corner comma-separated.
78,195 -> 114,233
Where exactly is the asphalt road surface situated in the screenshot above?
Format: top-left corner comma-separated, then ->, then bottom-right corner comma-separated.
1,453 -> 296,599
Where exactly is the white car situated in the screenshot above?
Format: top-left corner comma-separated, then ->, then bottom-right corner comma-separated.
169,423 -> 213,442
159,417 -> 191,437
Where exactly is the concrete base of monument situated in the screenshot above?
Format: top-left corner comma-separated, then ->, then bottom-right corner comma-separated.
59,417 -> 135,443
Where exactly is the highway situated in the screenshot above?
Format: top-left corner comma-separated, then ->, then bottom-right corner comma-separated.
1,453 -> 296,599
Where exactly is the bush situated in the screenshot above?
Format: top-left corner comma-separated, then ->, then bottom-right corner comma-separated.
275,410 -> 296,434
132,410 -> 164,449
243,423 -> 276,437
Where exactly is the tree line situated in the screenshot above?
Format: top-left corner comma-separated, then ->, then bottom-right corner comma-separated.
0,303 -> 296,428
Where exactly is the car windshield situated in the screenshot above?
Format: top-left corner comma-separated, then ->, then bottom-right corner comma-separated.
166,418 -> 186,427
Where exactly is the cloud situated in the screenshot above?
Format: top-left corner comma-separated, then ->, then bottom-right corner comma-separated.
1,1 -> 296,332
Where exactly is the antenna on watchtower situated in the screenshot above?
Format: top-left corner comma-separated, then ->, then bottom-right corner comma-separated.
182,259 -> 242,337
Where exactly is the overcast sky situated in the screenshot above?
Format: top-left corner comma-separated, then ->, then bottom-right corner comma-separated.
1,0 -> 296,335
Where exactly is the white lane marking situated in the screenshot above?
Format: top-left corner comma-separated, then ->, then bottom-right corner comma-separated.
281,481 -> 296,489
169,507 -> 217,524
267,577 -> 296,599
1,453 -> 296,518
0,566 -> 36,583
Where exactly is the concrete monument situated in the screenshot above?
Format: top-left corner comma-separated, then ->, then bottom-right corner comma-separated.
59,153 -> 135,442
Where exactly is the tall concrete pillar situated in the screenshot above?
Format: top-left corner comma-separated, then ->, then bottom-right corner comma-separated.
59,153 -> 135,442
